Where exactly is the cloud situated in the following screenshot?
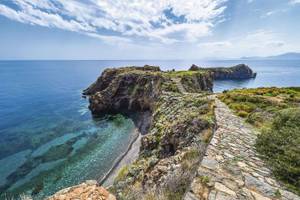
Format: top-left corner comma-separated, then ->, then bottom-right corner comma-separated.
198,41 -> 232,48
289,0 -> 300,5
0,0 -> 227,44
195,30 -> 287,58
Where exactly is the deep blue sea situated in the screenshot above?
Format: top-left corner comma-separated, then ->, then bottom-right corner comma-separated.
0,60 -> 299,198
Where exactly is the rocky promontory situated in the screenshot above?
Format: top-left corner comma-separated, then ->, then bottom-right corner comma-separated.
82,65 -> 216,199
47,65 -> 300,200
189,64 -> 257,80
83,65 -> 213,133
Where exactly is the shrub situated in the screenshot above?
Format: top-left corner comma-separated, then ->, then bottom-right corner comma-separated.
256,108 -> 300,194
237,111 -> 248,118
115,165 -> 129,182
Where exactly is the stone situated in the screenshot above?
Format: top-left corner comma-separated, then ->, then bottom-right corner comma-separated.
223,179 -> 239,191
214,182 -> 236,196
47,181 -> 116,200
208,190 -> 217,200
185,192 -> 199,200
202,158 -> 218,170
86,180 -> 98,186
250,190 -> 271,200
245,174 -> 275,196
215,191 -> 236,200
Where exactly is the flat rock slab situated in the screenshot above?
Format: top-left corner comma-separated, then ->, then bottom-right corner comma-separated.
185,98 -> 300,200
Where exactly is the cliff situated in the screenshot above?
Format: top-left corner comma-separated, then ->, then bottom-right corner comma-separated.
189,64 -> 257,80
83,66 -> 213,134
82,66 -> 215,199
111,92 -> 215,199
48,64 -> 300,200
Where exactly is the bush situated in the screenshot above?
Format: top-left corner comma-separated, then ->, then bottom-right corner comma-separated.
237,111 -> 248,118
256,108 -> 300,193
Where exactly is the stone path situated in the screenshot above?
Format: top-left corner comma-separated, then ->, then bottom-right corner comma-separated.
185,98 -> 300,200
171,77 -> 187,93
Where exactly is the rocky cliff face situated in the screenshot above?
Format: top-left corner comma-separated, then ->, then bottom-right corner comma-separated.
81,66 -> 215,199
189,64 -> 257,80
83,66 -> 213,132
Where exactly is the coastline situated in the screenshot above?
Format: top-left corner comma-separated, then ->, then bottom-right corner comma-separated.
99,128 -> 141,187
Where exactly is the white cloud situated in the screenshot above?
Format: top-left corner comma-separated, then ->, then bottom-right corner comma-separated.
0,0 -> 227,43
289,0 -> 300,5
195,30 -> 287,58
198,41 -> 232,48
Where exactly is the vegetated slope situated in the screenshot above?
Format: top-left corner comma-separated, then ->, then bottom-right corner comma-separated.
111,92 -> 215,199
219,87 -> 300,194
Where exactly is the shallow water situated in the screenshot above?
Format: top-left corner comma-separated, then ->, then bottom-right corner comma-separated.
0,60 -> 299,198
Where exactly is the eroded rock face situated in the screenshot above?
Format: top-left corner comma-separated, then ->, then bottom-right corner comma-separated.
189,64 -> 257,80
84,65 -> 213,117
83,66 -> 164,116
47,180 -> 116,200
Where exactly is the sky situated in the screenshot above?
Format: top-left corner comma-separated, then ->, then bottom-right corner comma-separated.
0,0 -> 300,60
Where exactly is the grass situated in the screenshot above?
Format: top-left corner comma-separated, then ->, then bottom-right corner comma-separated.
219,87 -> 300,194
219,87 -> 300,128
114,165 -> 129,183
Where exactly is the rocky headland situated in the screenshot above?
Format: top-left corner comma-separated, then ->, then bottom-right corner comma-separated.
189,64 -> 257,80
48,65 -> 300,200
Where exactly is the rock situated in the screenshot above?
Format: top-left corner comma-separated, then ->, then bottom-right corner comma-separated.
250,190 -> 271,200
202,158 -> 218,170
47,180 -> 116,200
83,65 -> 214,133
245,175 -> 275,196
189,64 -> 201,71
214,182 -> 236,196
189,64 -> 256,80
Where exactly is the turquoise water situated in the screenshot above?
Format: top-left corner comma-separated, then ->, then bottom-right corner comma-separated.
0,60 -> 299,198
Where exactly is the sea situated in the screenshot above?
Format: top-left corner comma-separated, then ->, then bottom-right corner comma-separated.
0,60 -> 299,198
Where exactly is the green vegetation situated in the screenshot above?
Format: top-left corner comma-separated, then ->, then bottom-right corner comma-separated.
110,114 -> 126,127
219,87 -> 300,128
112,92 -> 215,200
165,70 -> 205,78
219,87 -> 300,194
256,108 -> 300,194
115,165 -> 129,183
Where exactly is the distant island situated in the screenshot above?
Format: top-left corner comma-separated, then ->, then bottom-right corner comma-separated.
241,52 -> 300,60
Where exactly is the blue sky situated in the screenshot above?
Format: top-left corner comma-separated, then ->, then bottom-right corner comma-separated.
0,0 -> 300,59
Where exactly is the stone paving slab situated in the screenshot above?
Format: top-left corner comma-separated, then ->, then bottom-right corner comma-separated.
185,98 -> 300,200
